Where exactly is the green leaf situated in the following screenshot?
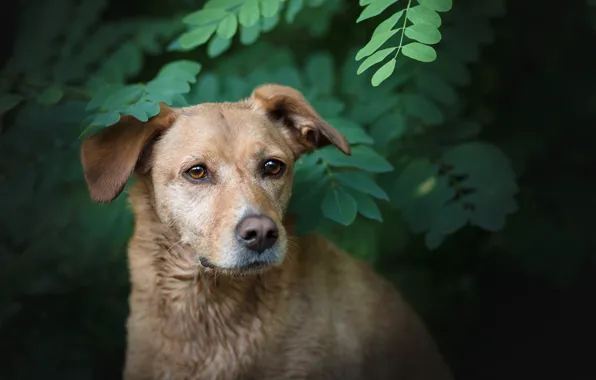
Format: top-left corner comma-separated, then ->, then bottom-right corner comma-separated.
369,111 -> 406,146
216,14 -> 238,39
429,201 -> 469,235
36,85 -> 64,106
240,23 -> 260,44
319,145 -> 394,173
183,9 -> 228,26
178,25 -> 218,50
321,187 -> 358,225
146,78 -> 191,96
357,0 -> 399,23
120,100 -> 160,122
0,93 -> 24,115
356,30 -> 399,61
334,172 -> 389,200
207,35 -> 233,57
350,191 -> 383,222
403,93 -> 444,125
404,24 -> 442,45
357,47 -> 396,75
417,0 -> 452,12
407,5 -> 442,27
239,0 -> 260,27
371,58 -> 396,87
101,85 -> 144,109
372,10 -> 404,36
261,13 -> 280,32
285,0 -> 304,23
306,53 -> 334,95
90,111 -> 121,127
415,70 -> 457,106
401,42 -> 437,62
157,61 -> 202,83
325,118 -> 373,145
260,0 -> 281,18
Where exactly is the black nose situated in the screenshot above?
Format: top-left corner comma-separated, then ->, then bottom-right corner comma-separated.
236,215 -> 279,253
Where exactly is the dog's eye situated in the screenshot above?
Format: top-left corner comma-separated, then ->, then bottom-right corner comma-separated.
185,165 -> 208,181
263,159 -> 285,177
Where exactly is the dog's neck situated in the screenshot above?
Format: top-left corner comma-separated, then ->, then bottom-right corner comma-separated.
126,178 -> 296,340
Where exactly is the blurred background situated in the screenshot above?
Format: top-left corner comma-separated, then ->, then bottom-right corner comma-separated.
1,0 -> 595,379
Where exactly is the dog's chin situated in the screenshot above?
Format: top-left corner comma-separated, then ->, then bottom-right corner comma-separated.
198,248 -> 284,276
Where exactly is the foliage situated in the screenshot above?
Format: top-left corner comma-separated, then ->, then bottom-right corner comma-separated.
1,0 -> 596,378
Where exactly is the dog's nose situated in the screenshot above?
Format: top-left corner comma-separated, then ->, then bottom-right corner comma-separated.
236,215 -> 279,253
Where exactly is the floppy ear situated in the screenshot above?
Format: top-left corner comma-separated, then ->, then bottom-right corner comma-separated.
250,84 -> 350,157
80,104 -> 177,203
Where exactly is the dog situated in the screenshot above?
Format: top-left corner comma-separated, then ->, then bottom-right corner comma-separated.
80,84 -> 454,380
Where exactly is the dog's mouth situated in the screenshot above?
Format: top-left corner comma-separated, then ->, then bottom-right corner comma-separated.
199,257 -> 274,273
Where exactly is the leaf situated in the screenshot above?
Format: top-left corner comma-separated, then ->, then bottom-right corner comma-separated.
407,5 -> 442,27
372,10 -> 404,36
90,111 -> 121,127
357,47 -> 396,75
0,93 -> 24,115
369,111 -> 407,146
321,187 -> 358,225
403,93 -> 444,125
404,24 -> 442,45
285,0 -> 304,23
415,71 -> 457,106
216,14 -> 238,39
183,9 -> 228,26
36,85 -> 64,106
157,60 -> 202,83
357,0 -> 399,23
120,100 -> 160,122
350,191 -> 383,222
429,201 -> 469,235
306,53 -> 334,95
371,58 -> 396,87
261,13 -> 280,32
207,35 -> 233,57
146,78 -> 191,96
401,42 -> 437,62
178,25 -> 218,50
356,30 -> 399,61
334,172 -> 389,200
319,145 -> 394,173
239,0 -> 260,27
240,23 -> 260,44
260,0 -> 281,18
417,0 -> 453,12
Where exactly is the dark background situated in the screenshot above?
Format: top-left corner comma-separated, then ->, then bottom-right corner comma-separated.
0,0 -> 595,379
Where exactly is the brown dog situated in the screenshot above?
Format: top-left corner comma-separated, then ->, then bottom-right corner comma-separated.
80,84 -> 454,380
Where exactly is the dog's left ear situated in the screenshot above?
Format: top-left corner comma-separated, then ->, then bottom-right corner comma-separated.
250,84 -> 350,157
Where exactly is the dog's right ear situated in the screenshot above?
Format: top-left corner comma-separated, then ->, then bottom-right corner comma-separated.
80,104 -> 177,203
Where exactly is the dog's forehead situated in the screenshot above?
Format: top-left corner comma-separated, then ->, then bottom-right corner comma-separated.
157,102 -> 290,165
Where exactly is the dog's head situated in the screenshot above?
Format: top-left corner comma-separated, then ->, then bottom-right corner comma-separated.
80,84 -> 350,274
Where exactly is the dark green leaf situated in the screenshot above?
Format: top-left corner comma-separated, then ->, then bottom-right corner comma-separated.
183,9 -> 228,26
207,35 -> 233,57
404,24 -> 442,45
321,187 -> 358,225
0,93 -> 24,115
372,10 -> 404,36
356,30 -> 399,61
260,13 -> 280,32
36,85 -> 64,106
371,58 -> 396,87
357,47 -> 396,75
403,93 -> 444,125
350,190 -> 383,221
334,172 -> 389,200
407,5 -> 442,27
216,14 -> 238,39
120,100 -> 160,122
260,0 -> 281,18
319,145 -> 394,173
157,61 -> 202,83
240,23 -> 260,44
418,0 -> 452,12
357,0 -> 399,22
239,0 -> 260,27
90,111 -> 121,127
178,25 -> 218,50
285,0 -> 304,23
306,53 -> 334,94
401,42 -> 437,62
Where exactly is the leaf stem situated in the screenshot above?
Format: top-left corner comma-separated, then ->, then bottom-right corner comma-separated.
394,0 -> 413,59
